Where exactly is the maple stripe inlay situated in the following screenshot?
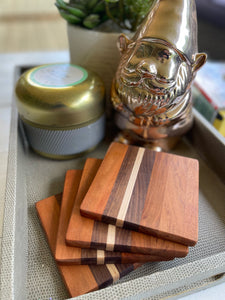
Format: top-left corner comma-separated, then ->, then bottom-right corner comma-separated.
97,250 -> 105,264
106,224 -> 116,251
106,264 -> 120,283
116,147 -> 145,227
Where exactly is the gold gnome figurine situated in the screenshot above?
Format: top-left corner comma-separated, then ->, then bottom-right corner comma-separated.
111,0 -> 207,151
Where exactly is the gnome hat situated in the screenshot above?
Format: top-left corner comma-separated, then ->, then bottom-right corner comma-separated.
133,0 -> 198,62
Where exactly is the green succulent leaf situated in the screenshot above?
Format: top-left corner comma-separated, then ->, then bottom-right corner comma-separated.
104,0 -> 119,2
87,0 -> 100,10
68,0 -> 87,6
56,0 -> 68,9
56,0 -> 154,31
92,1 -> 105,14
68,6 -> 86,17
57,7 -> 82,24
56,0 -> 86,17
83,14 -> 101,29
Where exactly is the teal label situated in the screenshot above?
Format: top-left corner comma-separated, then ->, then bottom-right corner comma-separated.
30,63 -> 88,87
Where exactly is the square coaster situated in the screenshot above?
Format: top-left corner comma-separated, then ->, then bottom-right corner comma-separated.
55,169 -> 169,264
80,142 -> 199,246
66,158 -> 188,257
36,194 -> 141,298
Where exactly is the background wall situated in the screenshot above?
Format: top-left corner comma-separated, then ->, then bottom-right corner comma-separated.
0,0 -> 68,52
0,0 -> 224,58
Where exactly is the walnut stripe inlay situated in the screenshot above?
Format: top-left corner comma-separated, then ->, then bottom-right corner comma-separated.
124,150 -> 156,228
116,264 -> 135,277
114,227 -> 132,252
91,220 -> 108,249
89,265 -> 113,289
116,147 -> 145,227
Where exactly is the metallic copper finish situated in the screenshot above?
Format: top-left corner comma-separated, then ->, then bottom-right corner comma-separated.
112,0 -> 207,150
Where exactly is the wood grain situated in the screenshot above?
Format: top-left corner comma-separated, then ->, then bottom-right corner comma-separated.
55,168 -> 170,264
55,169 -> 82,263
66,158 -> 188,257
35,195 -> 141,298
80,142 -> 199,246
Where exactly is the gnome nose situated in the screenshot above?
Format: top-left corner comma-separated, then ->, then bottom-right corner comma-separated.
136,60 -> 176,89
136,61 -> 157,78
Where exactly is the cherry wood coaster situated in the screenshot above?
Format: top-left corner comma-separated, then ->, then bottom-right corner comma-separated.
80,142 -> 199,246
55,169 -> 169,264
35,194 -> 141,298
67,159 -> 188,257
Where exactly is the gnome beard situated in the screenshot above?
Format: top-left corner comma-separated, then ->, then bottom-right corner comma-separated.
114,39 -> 193,124
111,0 -> 207,150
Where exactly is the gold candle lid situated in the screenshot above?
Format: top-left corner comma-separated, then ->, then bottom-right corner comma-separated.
15,63 -> 105,129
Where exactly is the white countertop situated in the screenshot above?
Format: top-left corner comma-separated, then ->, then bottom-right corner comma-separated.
0,51 -> 224,299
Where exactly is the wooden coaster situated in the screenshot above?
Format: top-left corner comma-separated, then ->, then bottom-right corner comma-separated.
35,194 -> 141,298
80,142 -> 199,246
55,169 -> 170,264
66,158 -> 188,257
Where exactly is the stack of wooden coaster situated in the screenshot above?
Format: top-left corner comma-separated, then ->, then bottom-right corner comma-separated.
36,142 -> 199,298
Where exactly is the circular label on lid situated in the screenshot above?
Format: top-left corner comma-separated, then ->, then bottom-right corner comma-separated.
30,63 -> 88,87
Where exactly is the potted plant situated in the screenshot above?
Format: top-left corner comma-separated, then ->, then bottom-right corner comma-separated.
55,0 -> 154,99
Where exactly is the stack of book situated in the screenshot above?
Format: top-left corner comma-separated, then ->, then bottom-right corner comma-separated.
192,61 -> 225,137
36,142 -> 199,298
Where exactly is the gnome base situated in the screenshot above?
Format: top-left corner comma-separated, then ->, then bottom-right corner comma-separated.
113,111 -> 193,152
114,130 -> 181,152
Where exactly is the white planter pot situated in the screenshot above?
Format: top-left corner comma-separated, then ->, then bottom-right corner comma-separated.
67,24 -> 127,101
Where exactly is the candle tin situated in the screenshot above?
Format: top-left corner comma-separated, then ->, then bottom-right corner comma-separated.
15,63 -> 105,159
